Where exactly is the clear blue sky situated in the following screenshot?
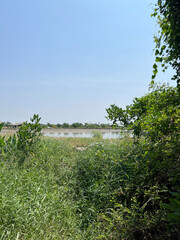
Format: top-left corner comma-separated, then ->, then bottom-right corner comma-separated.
0,0 -> 174,124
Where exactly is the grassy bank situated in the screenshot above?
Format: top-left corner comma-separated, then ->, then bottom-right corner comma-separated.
0,135 -> 179,239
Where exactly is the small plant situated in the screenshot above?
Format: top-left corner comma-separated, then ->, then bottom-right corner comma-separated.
17,114 -> 42,155
0,115 -> 42,156
0,123 -> 17,154
92,130 -> 102,140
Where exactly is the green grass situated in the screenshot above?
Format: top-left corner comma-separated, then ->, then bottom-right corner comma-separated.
0,137 -> 179,239
0,138 -> 82,239
0,137 -> 111,239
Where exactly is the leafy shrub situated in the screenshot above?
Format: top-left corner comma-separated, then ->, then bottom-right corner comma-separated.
74,136 -> 180,239
0,115 -> 42,162
17,114 -> 42,155
107,84 -> 180,141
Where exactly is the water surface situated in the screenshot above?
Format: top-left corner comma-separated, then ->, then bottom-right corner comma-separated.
43,130 -> 131,139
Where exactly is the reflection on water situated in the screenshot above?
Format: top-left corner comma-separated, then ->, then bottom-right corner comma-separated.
43,131 -> 131,139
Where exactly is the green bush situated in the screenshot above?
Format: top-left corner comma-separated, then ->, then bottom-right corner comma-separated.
17,114 -> 42,155
74,136 -> 180,239
0,114 -> 42,158
161,192 -> 180,223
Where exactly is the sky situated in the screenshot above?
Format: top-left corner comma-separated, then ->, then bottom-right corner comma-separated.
0,0 -> 175,124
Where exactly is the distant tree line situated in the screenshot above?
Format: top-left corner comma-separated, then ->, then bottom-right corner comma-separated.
1,121 -> 119,129
45,122 -> 116,129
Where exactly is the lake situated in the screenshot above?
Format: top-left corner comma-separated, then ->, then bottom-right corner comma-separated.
42,129 -> 131,139
1,128 -> 132,139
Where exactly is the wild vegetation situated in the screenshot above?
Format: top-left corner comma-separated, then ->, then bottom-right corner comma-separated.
0,92 -> 179,239
151,0 -> 180,85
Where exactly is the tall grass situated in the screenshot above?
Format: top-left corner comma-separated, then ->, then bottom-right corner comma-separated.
0,136 -> 179,239
0,138 -> 83,239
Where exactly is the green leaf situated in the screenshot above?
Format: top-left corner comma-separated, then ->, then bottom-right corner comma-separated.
155,57 -> 162,62
153,63 -> 157,69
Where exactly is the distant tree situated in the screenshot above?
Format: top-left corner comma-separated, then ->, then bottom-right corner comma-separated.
47,123 -> 52,128
71,122 -> 84,128
62,123 -> 70,128
84,123 -> 90,129
100,123 -> 107,128
3,121 -> 11,127
100,123 -> 113,129
151,0 -> 180,86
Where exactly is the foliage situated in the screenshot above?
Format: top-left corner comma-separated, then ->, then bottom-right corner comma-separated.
151,0 -> 180,86
62,122 -> 70,128
1,132 -> 180,239
72,122 -> 84,128
106,84 -> 180,141
0,123 -> 17,155
0,115 -> 42,159
161,192 -> 180,223
44,122 -> 113,129
105,83 -> 180,238
0,138 -> 84,240
75,137 -> 180,239
17,114 -> 42,155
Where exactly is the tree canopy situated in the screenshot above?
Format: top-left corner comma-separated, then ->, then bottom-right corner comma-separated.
151,0 -> 180,86
107,84 -> 180,141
